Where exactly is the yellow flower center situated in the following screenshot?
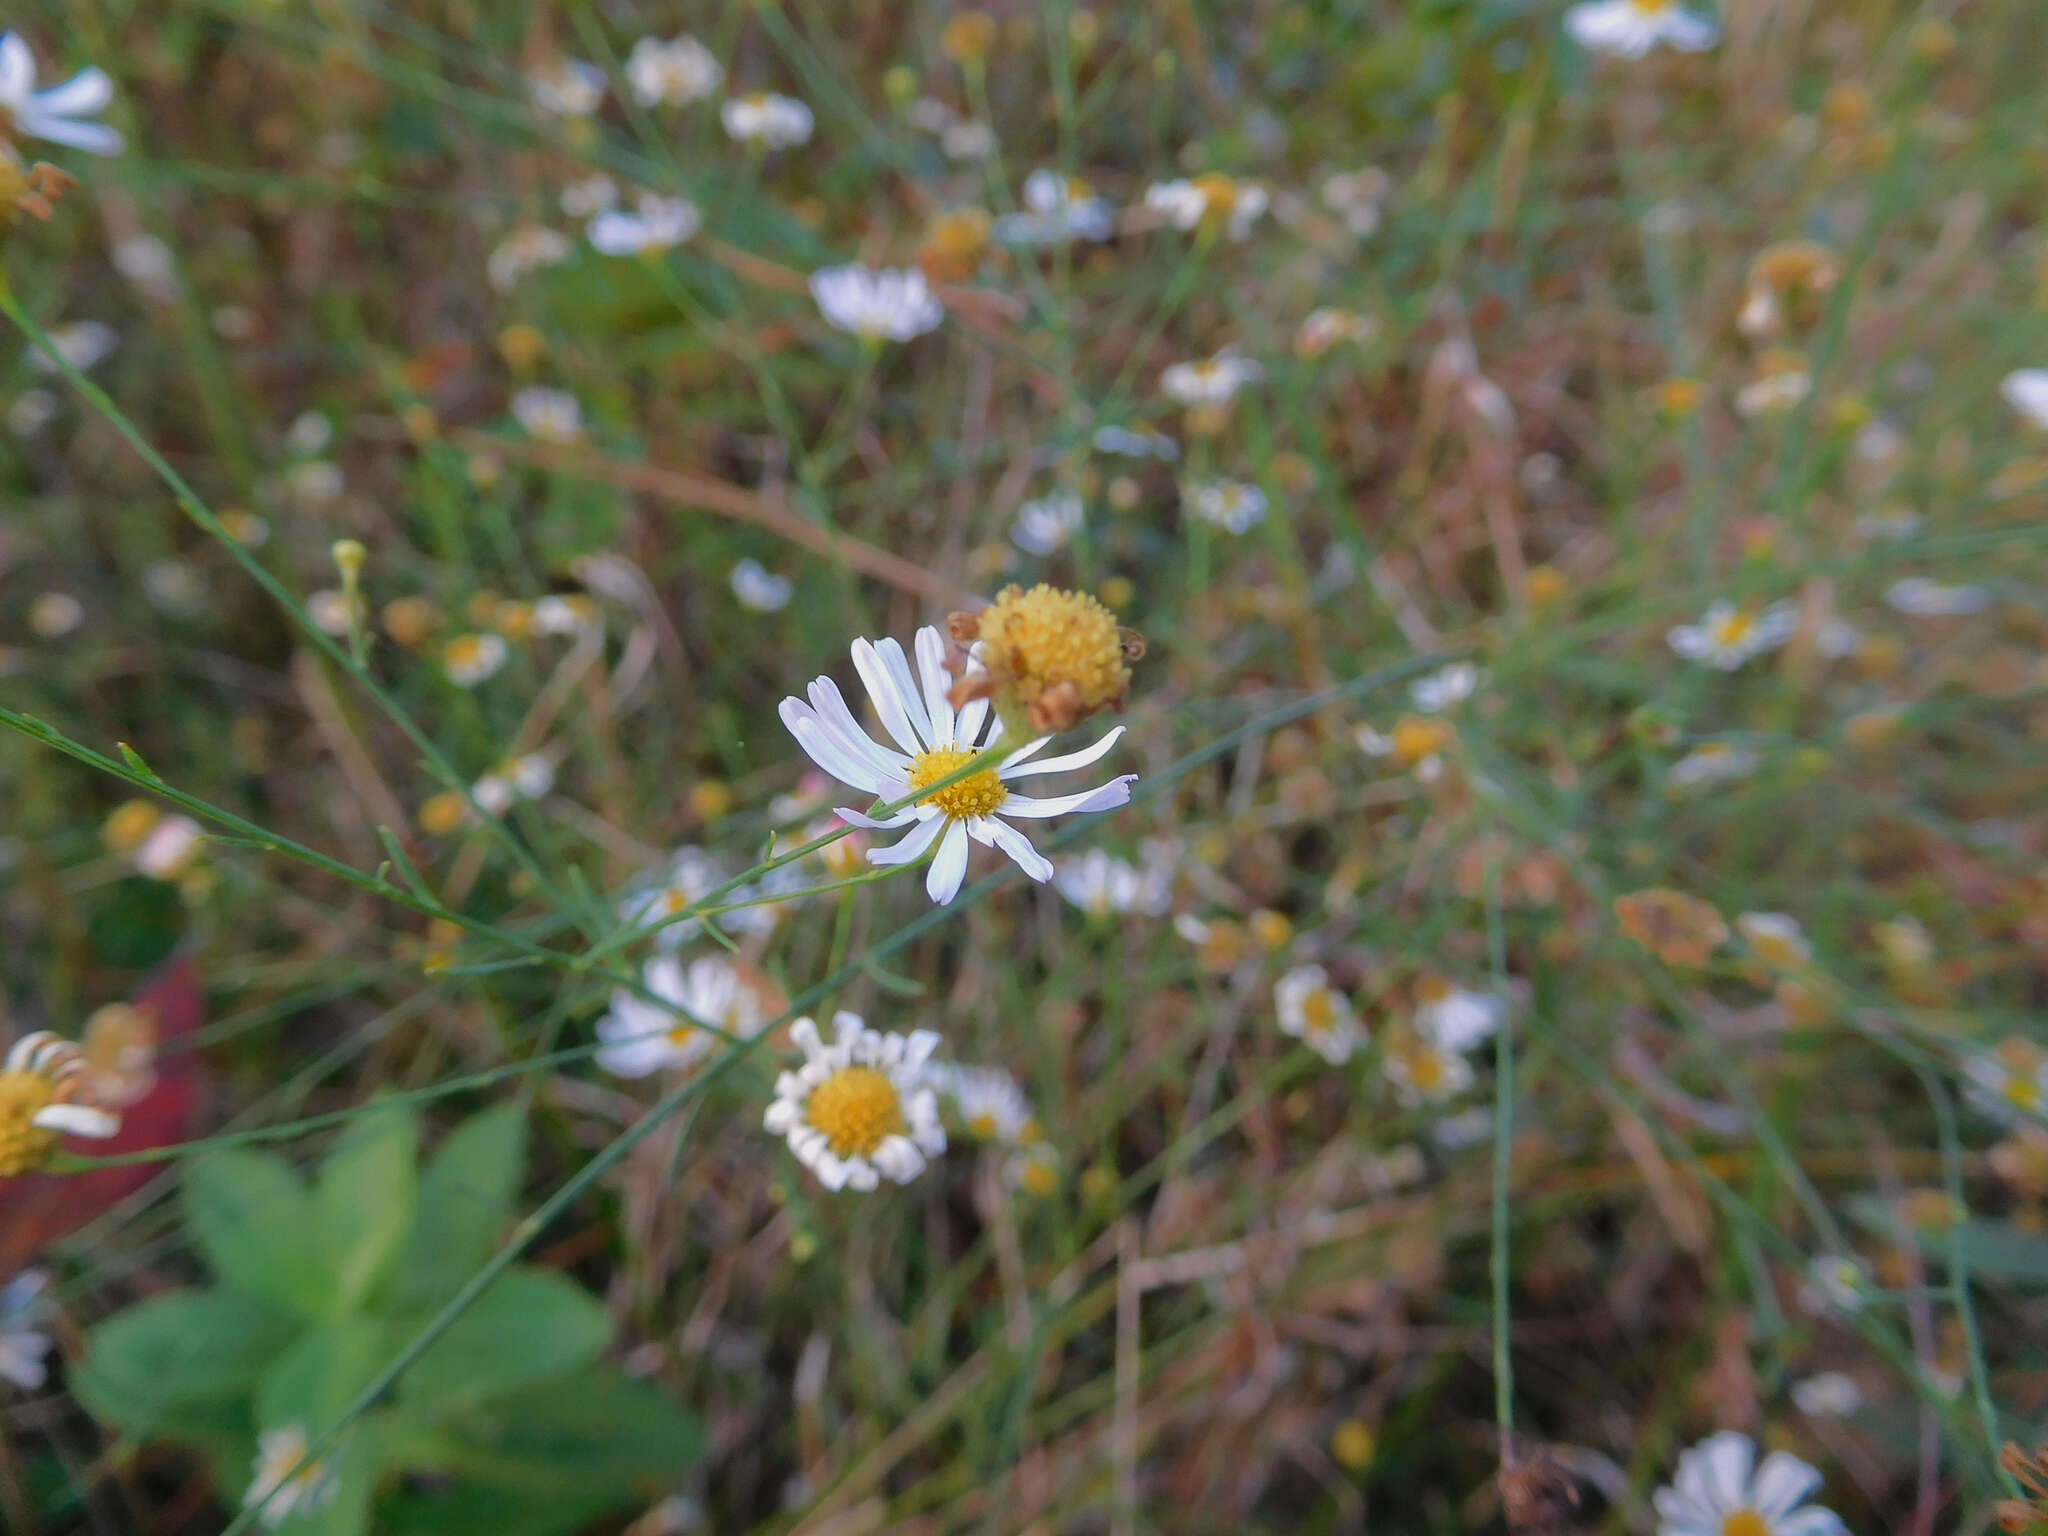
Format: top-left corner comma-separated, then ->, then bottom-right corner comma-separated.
0,1069 -> 61,1177
909,747 -> 1008,820
967,1111 -> 999,1139
1711,612 -> 1756,648
965,583 -> 1133,731
1405,1049 -> 1446,1093
1300,989 -> 1338,1034
1017,1156 -> 1059,1196
1190,171 -> 1241,216
1630,0 -> 1675,12
806,1066 -> 907,1159
2004,1073 -> 2042,1112
1720,1511 -> 1769,1536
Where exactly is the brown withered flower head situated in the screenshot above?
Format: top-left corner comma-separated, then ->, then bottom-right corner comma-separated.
1614,887 -> 1729,968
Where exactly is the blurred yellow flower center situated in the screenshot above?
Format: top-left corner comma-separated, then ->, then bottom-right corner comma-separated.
910,747 -> 1008,819
2004,1073 -> 2042,1111
0,1069 -> 60,1177
1629,0 -> 1675,11
1710,612 -> 1756,648
968,1111 -> 999,1138
1720,1512 -> 1769,1536
970,583 -> 1132,727
1017,1156 -> 1058,1196
1300,989 -> 1338,1033
807,1066 -> 907,1158
1406,1049 -> 1447,1093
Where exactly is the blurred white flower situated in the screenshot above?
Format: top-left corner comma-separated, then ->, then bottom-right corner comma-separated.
135,814 -> 204,881
286,410 -> 332,456
529,58 -> 605,117
1669,741 -> 1761,789
929,1063 -> 1038,1144
1143,176 -> 1268,240
0,32 -> 123,154
245,1424 -> 338,1529
598,954 -> 762,1077
1321,166 -> 1392,238
996,170 -> 1114,246
1053,847 -> 1172,917
512,386 -> 583,444
779,626 -> 1135,905
1414,979 -> 1504,1053
7,388 -> 57,436
486,224 -> 573,292
810,264 -> 944,343
1385,1036 -> 1475,1105
1276,965 -> 1367,1065
1651,1432 -> 1846,1536
27,592 -> 82,639
1011,490 -> 1084,554
1999,368 -> 2048,430
1790,1372 -> 1864,1418
1296,307 -> 1377,357
722,91 -> 813,148
730,558 -> 794,612
763,1013 -> 946,1191
588,193 -> 701,255
0,1271 -> 51,1391
1565,0 -> 1719,58
1962,1039 -> 2048,1126
559,174 -> 618,219
1884,577 -> 1989,617
112,234 -> 180,301
28,320 -> 117,375
1854,508 -> 1922,541
941,118 -> 996,161
1161,351 -> 1262,407
532,594 -> 601,636
1186,478 -> 1267,533
1409,662 -> 1480,713
1092,424 -> 1179,460
626,35 -> 722,108
443,632 -> 508,688
1666,601 -> 1796,670
1800,1253 -> 1870,1316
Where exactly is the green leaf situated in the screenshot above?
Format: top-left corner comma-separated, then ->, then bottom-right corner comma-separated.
71,1290 -> 298,1439
86,875 -> 184,970
258,1318 -> 391,1434
396,1269 -> 609,1414
386,1103 -> 526,1314
241,1408 -> 389,1536
184,1151 -> 332,1317
313,1104 -> 418,1315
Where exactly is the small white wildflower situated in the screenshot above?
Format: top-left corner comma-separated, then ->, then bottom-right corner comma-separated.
626,35 -> 722,108
112,234 -> 179,302
0,1271 -> 51,1391
511,386 -> 583,444
597,955 -> 762,1077
1666,600 -> 1797,671
531,594 -> 600,637
1142,176 -> 1268,240
0,32 -> 123,154
1566,0 -> 1719,59
1186,479 -> 1267,533
1962,1040 -> 2048,1126
1669,741 -> 1761,789
1296,307 -> 1377,357
1161,351 -> 1263,407
810,264 -> 944,343
1414,980 -> 1505,1053
1884,577 -> 1989,617
1053,847 -> 1172,917
763,1013 -> 946,1191
528,58 -> 605,118
486,224 -> 573,293
1790,1372 -> 1864,1419
134,814 -> 203,880
1999,369 -> 2048,430
1651,1432 -> 1846,1536
730,557 -> 794,612
995,169 -> 1114,246
932,1064 -> 1038,1144
285,411 -> 332,457
1011,490 -> 1085,555
1384,1035 -> 1476,1105
1409,662 -> 1480,714
28,320 -> 117,375
721,91 -> 813,148
1275,965 -> 1368,1065
588,192 -> 701,256
559,173 -> 618,219
245,1424 -> 339,1529
1320,167 -> 1391,238
7,388 -> 57,436
1800,1254 -> 1870,1316
27,592 -> 82,638
1092,424 -> 1179,460
941,118 -> 996,161
442,632 -> 508,688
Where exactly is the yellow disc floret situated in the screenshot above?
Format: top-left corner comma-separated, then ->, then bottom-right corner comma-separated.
1720,1512 -> 1770,1536
908,747 -> 1008,820
952,583 -> 1138,735
806,1066 -> 908,1159
0,1069 -> 61,1177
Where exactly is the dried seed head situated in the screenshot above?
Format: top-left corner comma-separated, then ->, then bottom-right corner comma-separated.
947,584 -> 1140,736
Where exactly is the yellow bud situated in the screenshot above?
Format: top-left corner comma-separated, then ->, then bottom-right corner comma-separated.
331,539 -> 366,578
942,12 -> 997,68
1332,1418 -> 1377,1472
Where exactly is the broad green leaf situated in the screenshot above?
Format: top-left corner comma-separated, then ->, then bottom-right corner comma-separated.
396,1269 -> 609,1414
386,1103 -> 526,1314
239,1409 -> 388,1536
70,1290 -> 297,1439
183,1151 -> 332,1317
313,1104 -> 418,1316
257,1318 -> 390,1435
378,1483 -> 622,1536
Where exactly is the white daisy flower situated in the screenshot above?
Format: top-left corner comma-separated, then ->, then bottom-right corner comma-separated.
778,626 -> 1137,905
0,32 -> 123,155
931,1063 -> 1038,1144
941,118 -> 996,162
511,386 -> 583,444
1962,1039 -> 2048,1126
1161,351 -> 1263,407
27,592 -> 83,639
1297,307 -> 1377,357
1011,490 -> 1085,555
28,320 -> 117,375
597,954 -> 763,1077
528,58 -> 605,118
996,169 -> 1114,246
1384,1034 -> 1476,1106
1854,508 -> 1922,541
486,224 -> 573,293
442,632 -> 509,688
626,35 -> 722,108
531,594 -> 601,636
763,1013 -> 946,1191
620,845 -> 783,946
1736,364 -> 1811,418
8,388 -> 58,436
134,814 -> 204,880
588,193 -> 700,256
1092,424 -> 1180,460
1736,912 -> 1811,969
1800,1254 -> 1870,1317
1414,978 -> 1505,1053
0,1271 -> 51,1391
559,173 -> 618,219
1884,577 -> 1989,617
730,557 -> 795,612
721,91 -> 813,148
1186,478 -> 1268,533
1142,176 -> 1268,240
1275,965 -> 1368,1065
810,265 -> 944,343
1790,1373 -> 1863,1419
1566,0 -> 1720,59
471,752 -> 556,817
1430,1106 -> 1496,1151
1666,601 -> 1797,670
0,1032 -> 121,1171
1669,742 -> 1761,789
1410,662 -> 1481,713
245,1424 -> 339,1529
285,410 -> 332,457
1005,1141 -> 1060,1196
1054,848 -> 1172,917
1321,167 -> 1392,238
1651,1431 -> 1847,1536
112,233 -> 179,302
1999,368 -> 2048,430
